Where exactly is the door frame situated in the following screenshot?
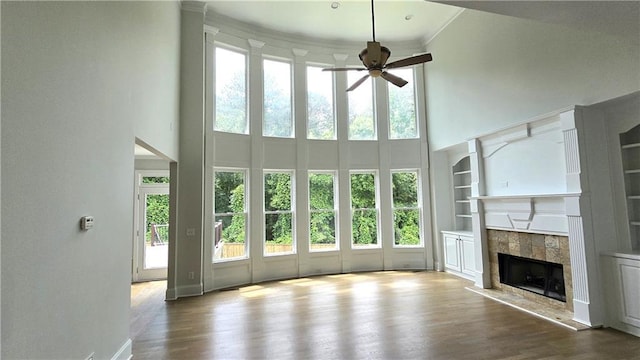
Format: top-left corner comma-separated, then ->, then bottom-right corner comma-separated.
133,170 -> 170,282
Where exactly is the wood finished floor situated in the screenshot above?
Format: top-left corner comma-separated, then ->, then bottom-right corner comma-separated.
131,271 -> 640,360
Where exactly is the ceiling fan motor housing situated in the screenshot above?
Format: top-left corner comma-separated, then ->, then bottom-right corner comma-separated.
359,45 -> 391,75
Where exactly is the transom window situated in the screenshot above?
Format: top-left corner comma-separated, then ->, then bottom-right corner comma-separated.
213,169 -> 248,261
306,65 -> 335,140
391,170 -> 422,246
350,172 -> 379,247
347,72 -> 376,140
264,171 -> 295,255
263,58 -> 293,138
214,47 -> 248,134
388,68 -> 418,139
309,172 -> 338,252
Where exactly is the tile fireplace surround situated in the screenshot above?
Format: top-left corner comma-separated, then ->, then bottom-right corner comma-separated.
487,229 -> 573,312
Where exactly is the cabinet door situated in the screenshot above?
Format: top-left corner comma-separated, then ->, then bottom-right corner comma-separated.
443,234 -> 461,272
460,235 -> 476,276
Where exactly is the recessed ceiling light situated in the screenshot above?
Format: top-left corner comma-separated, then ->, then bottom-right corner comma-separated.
331,2 -> 340,10
405,14 -> 413,21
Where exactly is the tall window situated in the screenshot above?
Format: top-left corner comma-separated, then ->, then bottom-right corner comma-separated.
309,172 -> 338,251
350,172 -> 379,247
348,72 -> 376,140
215,47 -> 247,134
263,59 -> 293,137
388,68 -> 418,139
214,169 -> 248,261
307,65 -> 335,140
264,171 -> 294,255
392,171 -> 422,246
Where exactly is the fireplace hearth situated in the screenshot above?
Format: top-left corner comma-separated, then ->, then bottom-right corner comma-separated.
498,253 -> 566,302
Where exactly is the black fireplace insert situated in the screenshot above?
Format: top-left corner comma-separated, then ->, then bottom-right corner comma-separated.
498,253 -> 566,302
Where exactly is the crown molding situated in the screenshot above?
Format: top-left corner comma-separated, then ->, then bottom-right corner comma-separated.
181,1 -> 207,14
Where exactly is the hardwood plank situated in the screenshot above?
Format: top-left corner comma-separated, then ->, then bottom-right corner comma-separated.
131,272 -> 640,359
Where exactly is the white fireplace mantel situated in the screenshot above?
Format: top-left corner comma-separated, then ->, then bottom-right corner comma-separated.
472,193 -> 580,236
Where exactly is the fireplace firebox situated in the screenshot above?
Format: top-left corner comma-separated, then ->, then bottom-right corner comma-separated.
498,253 -> 566,302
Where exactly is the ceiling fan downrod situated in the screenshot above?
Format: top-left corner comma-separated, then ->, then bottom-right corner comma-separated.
370,0 -> 376,42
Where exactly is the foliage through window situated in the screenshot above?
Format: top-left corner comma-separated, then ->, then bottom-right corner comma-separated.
214,170 -> 247,261
347,72 -> 375,140
392,171 -> 421,246
215,47 -> 247,134
388,68 -> 418,139
264,172 -> 294,255
309,172 -> 337,251
263,59 -> 293,137
307,66 -> 335,140
350,172 -> 379,247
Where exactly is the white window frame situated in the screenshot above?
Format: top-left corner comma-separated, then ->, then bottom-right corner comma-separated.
391,169 -> 423,248
213,168 -> 249,262
387,68 -> 419,140
308,171 -> 339,252
213,43 -> 249,135
306,63 -> 336,140
263,170 -> 296,256
347,71 -> 377,141
262,56 -> 294,138
349,170 -> 381,248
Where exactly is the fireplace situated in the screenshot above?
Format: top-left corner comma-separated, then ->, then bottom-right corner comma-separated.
498,253 -> 566,302
487,230 -> 573,312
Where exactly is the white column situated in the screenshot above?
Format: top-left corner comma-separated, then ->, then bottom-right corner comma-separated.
562,110 -> 603,326
468,138 -> 490,287
248,38 -> 266,283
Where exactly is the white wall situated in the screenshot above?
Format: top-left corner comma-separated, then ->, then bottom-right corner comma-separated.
426,9 -> 640,151
132,5 -> 181,161
1,2 -> 180,359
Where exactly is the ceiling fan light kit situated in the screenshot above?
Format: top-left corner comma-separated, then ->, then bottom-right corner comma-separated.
323,0 -> 433,91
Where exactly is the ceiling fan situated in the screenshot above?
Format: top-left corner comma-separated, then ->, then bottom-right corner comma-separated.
323,0 -> 433,91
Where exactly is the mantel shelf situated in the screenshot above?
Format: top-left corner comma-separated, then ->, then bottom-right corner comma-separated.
473,193 -> 580,200
631,221 -> 640,226
454,185 -> 472,189
629,196 -> 640,200
455,200 -> 471,203
456,214 -> 472,218
625,169 -> 640,174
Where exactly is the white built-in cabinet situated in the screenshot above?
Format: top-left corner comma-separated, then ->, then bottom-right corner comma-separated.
602,253 -> 640,337
621,124 -> 640,251
442,155 -> 475,280
442,230 -> 475,279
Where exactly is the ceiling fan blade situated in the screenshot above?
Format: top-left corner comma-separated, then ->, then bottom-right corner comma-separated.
346,74 -> 370,92
322,67 -> 367,72
384,53 -> 433,69
381,71 -> 408,88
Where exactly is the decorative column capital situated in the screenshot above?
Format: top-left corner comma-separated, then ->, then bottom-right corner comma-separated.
248,39 -> 265,49
181,1 -> 207,14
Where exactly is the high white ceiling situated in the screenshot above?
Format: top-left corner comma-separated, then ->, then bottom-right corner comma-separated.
205,0 -> 464,44
204,0 -> 640,44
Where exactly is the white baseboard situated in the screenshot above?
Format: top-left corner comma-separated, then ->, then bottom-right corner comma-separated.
111,338 -> 132,360
166,284 -> 203,300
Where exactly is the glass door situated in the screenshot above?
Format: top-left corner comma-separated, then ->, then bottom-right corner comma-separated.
135,185 -> 170,281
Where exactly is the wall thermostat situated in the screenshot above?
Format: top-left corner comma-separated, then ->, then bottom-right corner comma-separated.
80,216 -> 95,230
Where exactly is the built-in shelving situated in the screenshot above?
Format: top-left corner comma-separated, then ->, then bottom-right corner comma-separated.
452,156 -> 472,231
620,126 -> 640,250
